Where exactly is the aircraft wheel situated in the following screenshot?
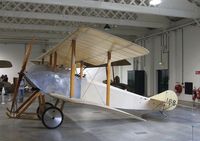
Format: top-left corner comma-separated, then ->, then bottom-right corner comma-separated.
41,107 -> 63,129
37,102 -> 54,119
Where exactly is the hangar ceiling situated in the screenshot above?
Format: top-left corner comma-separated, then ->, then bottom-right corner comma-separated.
0,0 -> 200,44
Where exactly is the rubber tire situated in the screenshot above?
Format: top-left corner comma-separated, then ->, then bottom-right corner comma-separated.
41,106 -> 64,129
37,102 -> 54,119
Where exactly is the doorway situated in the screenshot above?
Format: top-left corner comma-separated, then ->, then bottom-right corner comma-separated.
157,69 -> 169,93
128,70 -> 146,96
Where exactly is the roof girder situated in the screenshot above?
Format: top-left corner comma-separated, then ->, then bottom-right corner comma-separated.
4,0 -> 200,18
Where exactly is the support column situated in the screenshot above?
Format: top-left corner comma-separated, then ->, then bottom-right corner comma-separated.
106,51 -> 111,106
70,40 -> 76,98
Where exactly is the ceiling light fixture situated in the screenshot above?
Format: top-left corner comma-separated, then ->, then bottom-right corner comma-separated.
159,61 -> 163,65
149,0 -> 162,6
104,24 -> 111,31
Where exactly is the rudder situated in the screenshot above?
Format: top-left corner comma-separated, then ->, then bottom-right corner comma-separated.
150,90 -> 178,111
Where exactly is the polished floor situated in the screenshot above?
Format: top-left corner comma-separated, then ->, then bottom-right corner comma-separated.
0,96 -> 200,141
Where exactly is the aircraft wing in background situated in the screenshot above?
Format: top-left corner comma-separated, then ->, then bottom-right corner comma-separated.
0,60 -> 12,68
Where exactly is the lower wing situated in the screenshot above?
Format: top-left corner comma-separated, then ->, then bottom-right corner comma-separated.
49,93 -> 146,121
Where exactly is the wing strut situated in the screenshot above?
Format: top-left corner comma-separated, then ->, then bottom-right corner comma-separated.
70,39 -> 76,98
106,51 -> 111,106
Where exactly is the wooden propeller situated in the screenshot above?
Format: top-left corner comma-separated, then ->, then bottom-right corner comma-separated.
10,38 -> 35,112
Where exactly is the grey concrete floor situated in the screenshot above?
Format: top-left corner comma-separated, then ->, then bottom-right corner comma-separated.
0,96 -> 200,141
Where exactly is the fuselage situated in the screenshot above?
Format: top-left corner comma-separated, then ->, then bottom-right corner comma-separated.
25,64 -> 174,111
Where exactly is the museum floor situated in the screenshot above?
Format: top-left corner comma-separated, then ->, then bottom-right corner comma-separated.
0,96 -> 200,141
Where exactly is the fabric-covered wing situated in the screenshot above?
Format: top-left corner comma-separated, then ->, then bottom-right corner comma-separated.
35,27 -> 149,67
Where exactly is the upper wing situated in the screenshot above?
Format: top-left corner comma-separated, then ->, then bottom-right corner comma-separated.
34,27 -> 149,67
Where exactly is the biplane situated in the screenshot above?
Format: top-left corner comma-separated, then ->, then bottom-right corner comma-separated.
6,27 -> 178,129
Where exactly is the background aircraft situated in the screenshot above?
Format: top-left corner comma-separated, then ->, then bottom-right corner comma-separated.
0,60 -> 12,68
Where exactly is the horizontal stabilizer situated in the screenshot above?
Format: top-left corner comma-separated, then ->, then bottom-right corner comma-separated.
84,59 -> 131,68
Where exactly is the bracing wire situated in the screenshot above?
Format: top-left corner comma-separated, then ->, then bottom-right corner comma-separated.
81,57 -> 107,104
85,69 -> 106,105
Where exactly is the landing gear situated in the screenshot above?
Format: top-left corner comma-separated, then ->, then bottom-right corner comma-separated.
37,99 -> 65,129
41,107 -> 64,129
36,102 -> 54,119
